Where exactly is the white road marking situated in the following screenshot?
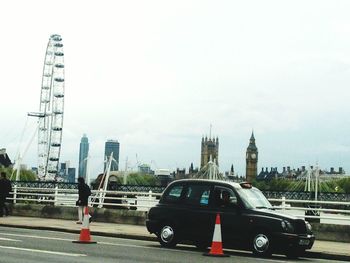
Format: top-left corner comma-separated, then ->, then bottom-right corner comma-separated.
254,258 -> 288,263
98,241 -> 290,262
0,237 -> 22,242
99,241 -> 171,251
299,258 -> 345,262
0,233 -> 72,242
0,232 -> 329,262
0,245 -> 86,257
2,233 -> 163,252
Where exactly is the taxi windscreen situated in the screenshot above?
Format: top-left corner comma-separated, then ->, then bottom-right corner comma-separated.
238,187 -> 272,209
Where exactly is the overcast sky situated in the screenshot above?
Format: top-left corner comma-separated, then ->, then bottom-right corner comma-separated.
1,0 -> 350,178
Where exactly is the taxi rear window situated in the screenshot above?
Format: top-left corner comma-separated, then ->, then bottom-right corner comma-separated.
163,185 -> 184,203
184,184 -> 211,206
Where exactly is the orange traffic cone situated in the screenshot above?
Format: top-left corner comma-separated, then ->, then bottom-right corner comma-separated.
204,213 -> 229,257
73,206 -> 97,244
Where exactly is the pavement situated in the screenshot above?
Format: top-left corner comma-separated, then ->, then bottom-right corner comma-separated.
1,216 -> 350,261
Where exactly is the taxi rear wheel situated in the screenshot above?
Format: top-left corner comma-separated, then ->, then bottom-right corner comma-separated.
158,224 -> 178,248
252,232 -> 272,257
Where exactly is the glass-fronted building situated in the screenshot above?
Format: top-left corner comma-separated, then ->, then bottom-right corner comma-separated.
104,139 -> 120,171
67,168 -> 76,183
78,134 -> 89,180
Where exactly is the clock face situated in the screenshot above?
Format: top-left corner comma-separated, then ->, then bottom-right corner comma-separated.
251,153 -> 256,159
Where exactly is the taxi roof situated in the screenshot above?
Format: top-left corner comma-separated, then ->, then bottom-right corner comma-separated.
168,178 -> 252,190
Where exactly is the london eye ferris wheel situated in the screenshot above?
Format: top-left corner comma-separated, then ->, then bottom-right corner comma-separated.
28,34 -> 65,180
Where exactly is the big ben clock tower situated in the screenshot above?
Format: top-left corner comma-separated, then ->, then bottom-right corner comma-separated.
246,132 -> 258,183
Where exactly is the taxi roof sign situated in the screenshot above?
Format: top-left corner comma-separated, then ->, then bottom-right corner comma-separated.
240,182 -> 252,189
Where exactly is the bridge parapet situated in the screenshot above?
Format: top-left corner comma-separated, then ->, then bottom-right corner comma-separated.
9,182 -> 350,203
262,191 -> 350,202
12,181 -> 78,189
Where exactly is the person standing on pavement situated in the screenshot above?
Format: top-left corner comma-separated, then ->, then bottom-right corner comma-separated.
0,172 -> 12,217
76,177 -> 91,224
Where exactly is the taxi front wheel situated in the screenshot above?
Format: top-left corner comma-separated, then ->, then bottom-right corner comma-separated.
158,224 -> 178,248
252,232 -> 272,257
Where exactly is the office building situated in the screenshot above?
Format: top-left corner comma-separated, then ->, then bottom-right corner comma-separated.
78,134 -> 89,180
104,139 -> 120,172
58,161 -> 76,182
67,168 -> 76,183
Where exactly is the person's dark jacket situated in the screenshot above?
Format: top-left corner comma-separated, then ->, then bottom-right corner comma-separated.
77,183 -> 91,206
0,178 -> 12,198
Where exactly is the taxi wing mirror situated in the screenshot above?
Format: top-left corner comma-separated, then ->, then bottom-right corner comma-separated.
228,197 -> 239,209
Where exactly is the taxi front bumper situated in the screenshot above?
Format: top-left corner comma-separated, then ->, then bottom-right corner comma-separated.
274,233 -> 315,250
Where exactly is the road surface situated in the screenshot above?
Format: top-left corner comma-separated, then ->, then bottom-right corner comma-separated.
0,226 -> 346,263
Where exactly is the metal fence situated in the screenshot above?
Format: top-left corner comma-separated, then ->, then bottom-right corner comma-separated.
270,197 -> 350,224
9,185 -> 161,211
7,185 -> 350,224
12,181 -> 350,201
263,191 -> 350,202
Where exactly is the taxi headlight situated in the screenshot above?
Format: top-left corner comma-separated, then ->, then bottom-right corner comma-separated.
281,220 -> 294,233
306,221 -> 312,232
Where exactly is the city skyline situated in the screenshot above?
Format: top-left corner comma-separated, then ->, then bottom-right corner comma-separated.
2,132 -> 348,180
0,1 -> 349,177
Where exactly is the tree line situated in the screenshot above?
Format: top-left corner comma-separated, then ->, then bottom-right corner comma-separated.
0,167 -> 37,181
252,177 -> 350,193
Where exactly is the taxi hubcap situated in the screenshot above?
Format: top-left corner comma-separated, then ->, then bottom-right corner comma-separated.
254,234 -> 269,252
161,226 -> 174,243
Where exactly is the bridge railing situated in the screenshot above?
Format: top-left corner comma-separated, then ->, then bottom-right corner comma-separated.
269,197 -> 350,222
263,190 -> 350,202
9,185 -> 162,210
7,186 -> 350,224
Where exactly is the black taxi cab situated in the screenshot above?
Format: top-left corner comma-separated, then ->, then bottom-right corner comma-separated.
146,179 -> 315,258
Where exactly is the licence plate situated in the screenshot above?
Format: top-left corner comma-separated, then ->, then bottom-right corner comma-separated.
299,239 -> 310,246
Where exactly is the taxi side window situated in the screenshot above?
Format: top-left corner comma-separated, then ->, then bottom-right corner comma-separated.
213,187 -> 237,207
184,184 -> 211,206
164,185 -> 184,203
